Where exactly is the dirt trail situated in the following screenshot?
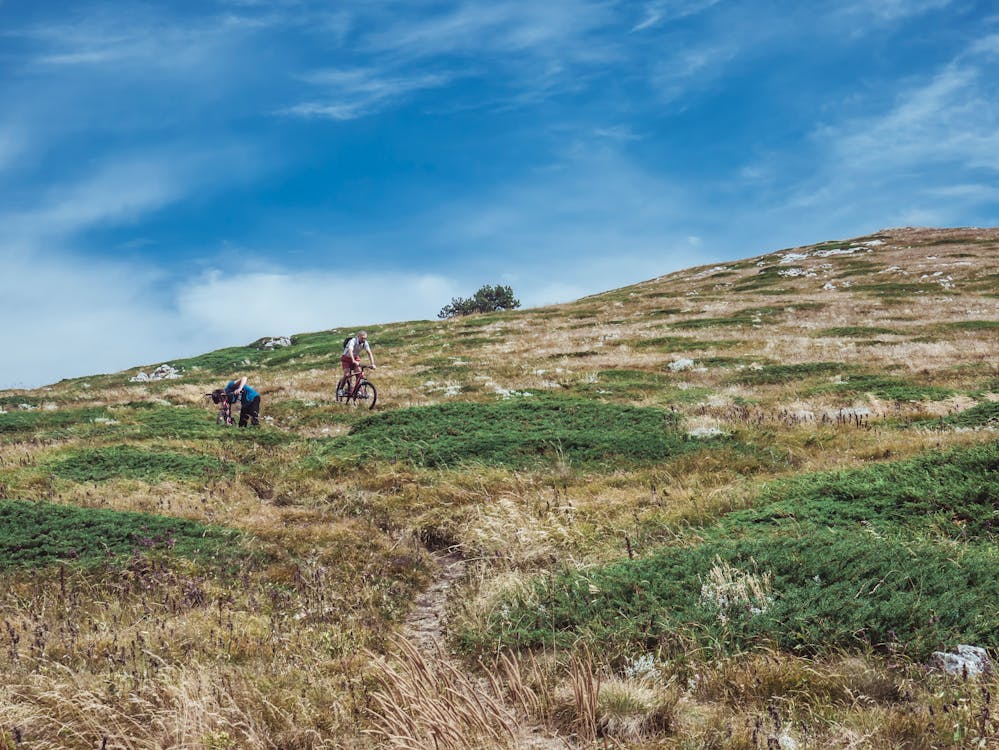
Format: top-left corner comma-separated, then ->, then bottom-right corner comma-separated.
403,548 -> 569,750
404,548 -> 467,654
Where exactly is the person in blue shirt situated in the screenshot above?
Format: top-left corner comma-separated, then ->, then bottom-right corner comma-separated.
224,376 -> 261,427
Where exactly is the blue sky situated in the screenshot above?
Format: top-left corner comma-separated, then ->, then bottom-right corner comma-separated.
1,0 -> 997,389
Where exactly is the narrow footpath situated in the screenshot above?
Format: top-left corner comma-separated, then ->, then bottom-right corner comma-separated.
402,548 -> 570,750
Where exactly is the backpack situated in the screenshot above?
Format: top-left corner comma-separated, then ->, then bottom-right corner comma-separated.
343,335 -> 353,351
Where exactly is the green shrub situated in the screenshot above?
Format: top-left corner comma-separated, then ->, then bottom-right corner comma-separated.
320,398 -> 698,468
632,337 -> 740,352
733,362 -> 848,385
0,499 -> 243,569
170,346 -> 265,374
813,375 -> 953,401
468,443 -> 999,659
851,283 -> 939,297
0,407 -> 110,435
915,401 -> 999,429
815,326 -> 901,338
738,442 -> 998,540
939,320 -> 999,332
47,446 -> 232,483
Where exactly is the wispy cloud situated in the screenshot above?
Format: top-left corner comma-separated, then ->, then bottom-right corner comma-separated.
417,143 -> 710,304
283,0 -> 622,118
833,0 -> 954,23
651,40 -> 742,103
364,1 -> 615,62
817,56 -> 999,175
177,269 -> 459,333
4,144 -> 264,242
282,68 -> 454,120
631,0 -> 722,32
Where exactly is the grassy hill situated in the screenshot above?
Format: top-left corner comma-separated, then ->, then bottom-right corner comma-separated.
0,226 -> 996,748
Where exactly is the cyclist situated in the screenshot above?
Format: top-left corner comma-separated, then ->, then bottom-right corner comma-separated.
224,376 -> 261,427
339,331 -> 376,395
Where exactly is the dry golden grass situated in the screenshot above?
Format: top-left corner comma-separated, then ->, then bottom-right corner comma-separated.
0,227 -> 996,748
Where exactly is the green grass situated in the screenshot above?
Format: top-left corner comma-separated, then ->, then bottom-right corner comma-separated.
673,307 -> 780,329
731,267 -> 784,291
632,337 -> 740,352
733,362 -> 849,386
851,283 -> 940,297
812,375 -> 954,401
0,499 -> 244,569
0,395 -> 44,408
832,260 -> 880,278
319,398 -> 701,469
646,307 -> 686,317
915,401 -> 999,429
738,443 -> 998,540
46,445 -> 233,483
169,346 -> 266,374
0,407 -> 111,436
938,320 -> 999,332
468,443 -> 999,659
814,326 -> 902,338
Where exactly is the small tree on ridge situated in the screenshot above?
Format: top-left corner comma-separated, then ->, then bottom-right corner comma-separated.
438,284 -> 521,318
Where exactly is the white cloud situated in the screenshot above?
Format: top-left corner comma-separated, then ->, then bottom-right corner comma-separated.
0,243 -> 470,389
4,145 -> 264,243
817,58 -> 999,174
298,0 -> 622,111
365,0 -> 614,61
176,269 -> 459,333
631,0 -> 721,32
17,8 -> 269,72
418,144 -> 714,303
0,245 -> 186,389
834,0 -> 953,23
283,68 -> 454,120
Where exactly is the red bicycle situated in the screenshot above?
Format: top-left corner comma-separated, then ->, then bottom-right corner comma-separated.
206,388 -> 237,425
336,365 -> 377,409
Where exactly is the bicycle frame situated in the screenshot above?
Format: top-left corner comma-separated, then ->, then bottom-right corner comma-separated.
206,389 -> 236,425
336,365 -> 377,409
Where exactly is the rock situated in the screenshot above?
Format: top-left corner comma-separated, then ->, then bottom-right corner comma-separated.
261,336 -> 291,349
668,358 -> 695,371
131,364 -> 182,382
151,364 -> 181,380
687,427 -> 727,439
929,645 -> 991,677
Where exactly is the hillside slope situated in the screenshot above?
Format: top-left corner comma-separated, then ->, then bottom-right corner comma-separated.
0,227 -> 996,749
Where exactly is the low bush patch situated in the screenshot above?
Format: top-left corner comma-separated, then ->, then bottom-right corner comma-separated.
733,362 -> 848,385
915,401 -> 999,429
321,398 -> 702,468
469,443 -> 999,659
47,445 -> 232,483
812,375 -> 953,401
0,407 -> 110,436
0,499 -> 243,569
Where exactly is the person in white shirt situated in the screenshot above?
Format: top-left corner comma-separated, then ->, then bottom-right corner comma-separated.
339,331 -> 376,393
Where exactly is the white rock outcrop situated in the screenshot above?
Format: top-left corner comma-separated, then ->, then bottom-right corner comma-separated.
929,645 -> 991,677
130,364 -> 182,382
261,336 -> 292,349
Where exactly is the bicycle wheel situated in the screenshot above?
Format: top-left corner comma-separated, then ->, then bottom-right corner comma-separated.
335,375 -> 350,403
352,380 -> 377,409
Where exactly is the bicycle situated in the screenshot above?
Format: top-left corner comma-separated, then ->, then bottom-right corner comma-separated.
336,365 -> 378,409
206,388 -> 237,425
